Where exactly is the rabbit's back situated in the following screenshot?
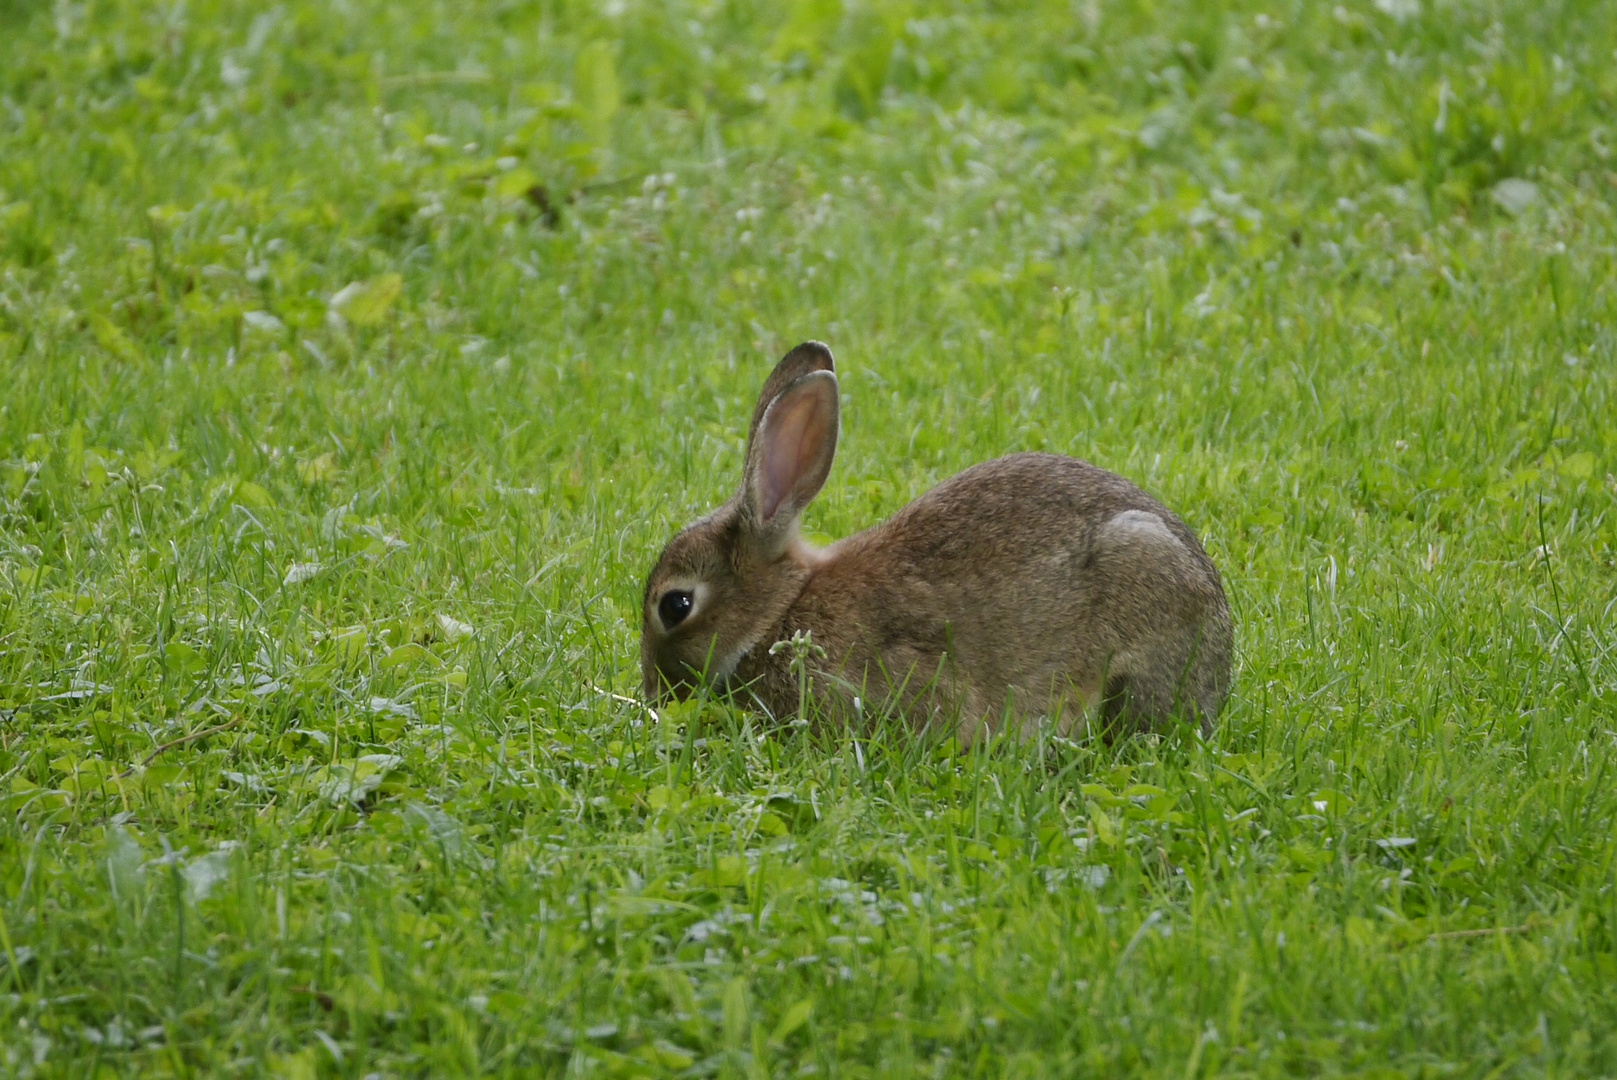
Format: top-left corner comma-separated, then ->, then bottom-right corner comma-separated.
781,453 -> 1230,736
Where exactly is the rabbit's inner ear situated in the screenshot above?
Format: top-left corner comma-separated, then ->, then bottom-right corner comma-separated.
746,341 -> 835,448
753,371 -> 839,526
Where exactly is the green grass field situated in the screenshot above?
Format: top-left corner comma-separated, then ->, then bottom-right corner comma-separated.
3,0 -> 1617,1075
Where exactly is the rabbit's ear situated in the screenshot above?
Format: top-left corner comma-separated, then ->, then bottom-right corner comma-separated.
742,369 -> 839,551
747,341 -> 835,448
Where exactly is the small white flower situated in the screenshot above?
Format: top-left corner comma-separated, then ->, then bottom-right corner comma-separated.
242,310 -> 284,333
436,614 -> 476,641
1491,178 -> 1540,216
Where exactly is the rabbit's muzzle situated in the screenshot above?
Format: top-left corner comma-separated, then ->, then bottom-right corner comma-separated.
643,660 -> 696,704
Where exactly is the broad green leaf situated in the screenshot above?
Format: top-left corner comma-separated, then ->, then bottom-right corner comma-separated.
382,643 -> 439,669
771,998 -> 813,1045
232,480 -> 274,508
1088,803 -> 1118,847
332,273 -> 403,327
1559,451 -> 1595,480
495,167 -> 537,200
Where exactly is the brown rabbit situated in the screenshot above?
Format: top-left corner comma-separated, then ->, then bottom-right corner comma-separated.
640,341 -> 1232,740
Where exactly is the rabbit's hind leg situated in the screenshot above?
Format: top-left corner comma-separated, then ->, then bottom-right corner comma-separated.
1099,621 -> 1226,737
1090,509 -> 1229,737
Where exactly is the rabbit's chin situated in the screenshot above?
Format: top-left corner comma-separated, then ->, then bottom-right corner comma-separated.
709,643 -> 752,686
691,642 -> 758,700
651,641 -> 754,703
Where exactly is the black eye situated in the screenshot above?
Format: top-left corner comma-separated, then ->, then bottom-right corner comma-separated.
658,590 -> 693,628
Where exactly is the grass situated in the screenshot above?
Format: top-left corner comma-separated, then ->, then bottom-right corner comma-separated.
2,0 -> 1616,1075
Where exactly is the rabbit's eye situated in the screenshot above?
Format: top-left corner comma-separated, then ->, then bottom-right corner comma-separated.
658,590 -> 694,629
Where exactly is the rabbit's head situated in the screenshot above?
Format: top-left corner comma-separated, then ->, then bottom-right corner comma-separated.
641,342 -> 840,702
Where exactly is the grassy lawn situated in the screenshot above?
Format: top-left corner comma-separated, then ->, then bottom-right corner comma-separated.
3,0 -> 1617,1075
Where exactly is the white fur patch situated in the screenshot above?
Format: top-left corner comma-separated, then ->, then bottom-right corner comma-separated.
710,643 -> 751,685
1101,509 -> 1185,550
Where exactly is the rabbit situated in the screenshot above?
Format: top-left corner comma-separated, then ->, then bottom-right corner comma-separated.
640,341 -> 1232,741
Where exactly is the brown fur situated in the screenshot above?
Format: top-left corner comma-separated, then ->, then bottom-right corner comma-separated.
641,343 -> 1232,740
